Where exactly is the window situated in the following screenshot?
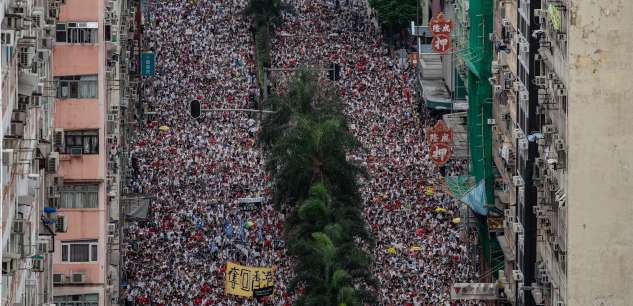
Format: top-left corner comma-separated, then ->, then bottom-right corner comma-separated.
54,293 -> 99,306
63,130 -> 99,154
61,184 -> 99,208
61,240 -> 98,262
55,22 -> 98,43
55,75 -> 98,99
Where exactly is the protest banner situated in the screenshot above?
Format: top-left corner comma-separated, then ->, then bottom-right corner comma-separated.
225,262 -> 274,297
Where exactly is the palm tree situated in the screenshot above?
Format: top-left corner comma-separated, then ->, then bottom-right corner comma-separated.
259,70 -> 377,305
286,184 -> 376,306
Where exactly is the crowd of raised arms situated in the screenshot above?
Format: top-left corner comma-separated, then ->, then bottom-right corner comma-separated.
122,0 -> 483,305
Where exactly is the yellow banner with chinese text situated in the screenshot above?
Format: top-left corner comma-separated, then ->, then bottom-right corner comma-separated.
225,262 -> 274,297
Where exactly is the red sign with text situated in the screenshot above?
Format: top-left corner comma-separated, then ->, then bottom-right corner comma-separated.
426,120 -> 454,166
429,12 -> 453,54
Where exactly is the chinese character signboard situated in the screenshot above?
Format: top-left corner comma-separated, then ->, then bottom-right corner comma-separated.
429,13 -> 453,35
432,34 -> 451,54
426,120 -> 454,166
225,262 -> 274,297
140,51 -> 155,76
429,13 -> 453,54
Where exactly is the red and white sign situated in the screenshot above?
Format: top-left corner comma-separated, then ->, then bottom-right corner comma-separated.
426,120 -> 454,144
432,33 -> 451,54
430,142 -> 452,165
426,120 -> 454,166
429,12 -> 453,35
429,12 -> 453,54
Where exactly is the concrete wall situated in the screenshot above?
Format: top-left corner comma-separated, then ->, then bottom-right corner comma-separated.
58,0 -> 100,21
567,0 -> 633,305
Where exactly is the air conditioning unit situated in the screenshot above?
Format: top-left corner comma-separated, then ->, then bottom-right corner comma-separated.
519,91 -> 529,102
512,270 -> 524,282
555,139 -> 565,151
487,119 -> 496,125
53,273 -> 65,284
10,122 -> 25,137
6,15 -> 24,30
55,215 -> 68,233
13,219 -> 25,233
32,258 -> 44,272
520,43 -> 529,53
47,152 -> 59,174
513,81 -> 522,92
556,88 -> 567,97
543,125 -> 556,134
518,139 -> 528,150
3,259 -> 18,274
71,272 -> 86,283
69,147 -> 83,157
494,85 -> 503,94
504,209 -> 516,224
107,223 -> 116,236
534,9 -> 547,18
502,18 -> 511,28
533,206 -> 549,218
534,76 -> 547,86
53,128 -> 64,152
513,175 -> 525,187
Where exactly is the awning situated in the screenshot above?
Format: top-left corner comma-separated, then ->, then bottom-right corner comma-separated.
419,78 -> 454,110
460,180 -> 488,216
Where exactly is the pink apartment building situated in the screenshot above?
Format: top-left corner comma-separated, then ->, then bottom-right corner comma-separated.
51,0 -> 118,304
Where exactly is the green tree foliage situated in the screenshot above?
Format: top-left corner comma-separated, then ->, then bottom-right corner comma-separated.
260,69 -> 377,305
369,0 -> 417,40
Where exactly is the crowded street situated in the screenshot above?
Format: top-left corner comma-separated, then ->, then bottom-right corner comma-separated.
122,0 -> 481,305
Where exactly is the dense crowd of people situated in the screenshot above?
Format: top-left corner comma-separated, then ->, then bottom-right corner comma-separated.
123,0 -> 482,305
271,0 -> 482,305
123,0 -> 291,304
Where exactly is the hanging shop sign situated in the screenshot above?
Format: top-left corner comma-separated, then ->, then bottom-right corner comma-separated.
432,33 -> 451,54
429,12 -> 453,36
225,262 -> 274,297
429,12 -> 453,54
430,142 -> 452,165
426,120 -> 454,144
426,120 -> 454,166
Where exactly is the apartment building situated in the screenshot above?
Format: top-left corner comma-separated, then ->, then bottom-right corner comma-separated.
50,0 -> 128,304
1,0 -> 60,304
491,0 -> 633,305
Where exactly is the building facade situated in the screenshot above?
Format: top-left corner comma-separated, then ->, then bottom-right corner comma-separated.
49,0 -> 128,304
490,0 -> 633,306
2,0 -> 60,304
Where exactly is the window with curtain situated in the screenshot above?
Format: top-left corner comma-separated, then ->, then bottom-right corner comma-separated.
55,75 -> 98,99
53,293 -> 99,306
61,240 -> 98,263
62,130 -> 99,154
60,184 -> 99,208
55,22 -> 98,44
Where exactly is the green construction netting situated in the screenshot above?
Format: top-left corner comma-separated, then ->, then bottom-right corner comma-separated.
446,175 -> 475,199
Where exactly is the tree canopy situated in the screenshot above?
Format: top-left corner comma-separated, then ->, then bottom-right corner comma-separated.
260,69 -> 376,305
